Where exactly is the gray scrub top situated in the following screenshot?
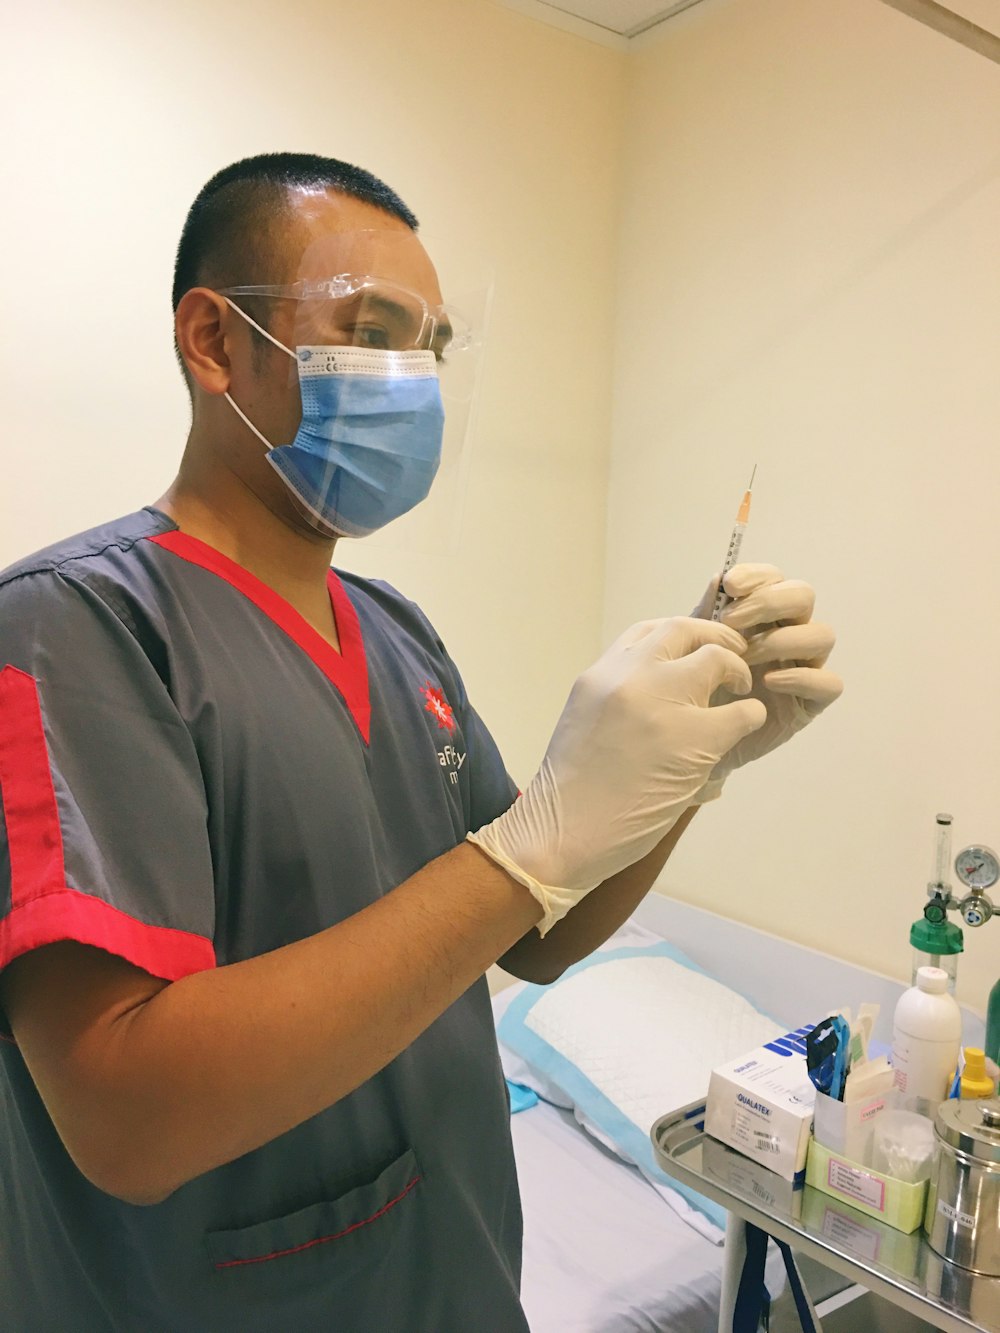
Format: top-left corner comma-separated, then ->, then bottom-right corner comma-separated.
0,508 -> 527,1332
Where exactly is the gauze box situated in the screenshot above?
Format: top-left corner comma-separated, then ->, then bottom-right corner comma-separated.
705,1024 -> 817,1182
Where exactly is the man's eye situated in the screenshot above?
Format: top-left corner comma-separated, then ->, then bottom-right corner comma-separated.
350,325 -> 391,349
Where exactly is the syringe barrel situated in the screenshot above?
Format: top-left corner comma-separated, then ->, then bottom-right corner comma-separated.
710,523 -> 747,621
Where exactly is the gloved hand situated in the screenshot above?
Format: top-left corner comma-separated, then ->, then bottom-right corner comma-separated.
691,563 -> 843,802
467,618 -> 766,935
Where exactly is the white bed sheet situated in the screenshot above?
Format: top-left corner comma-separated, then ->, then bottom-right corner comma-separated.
493,916 -> 799,1332
511,1095 -> 727,1332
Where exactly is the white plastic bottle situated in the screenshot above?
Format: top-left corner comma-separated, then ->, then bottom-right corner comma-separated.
891,966 -> 963,1118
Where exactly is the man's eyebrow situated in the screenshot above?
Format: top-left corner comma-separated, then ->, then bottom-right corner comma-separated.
354,292 -> 423,326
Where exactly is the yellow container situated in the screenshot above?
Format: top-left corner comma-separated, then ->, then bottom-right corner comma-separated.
960,1048 -> 996,1099
805,1137 -> 929,1234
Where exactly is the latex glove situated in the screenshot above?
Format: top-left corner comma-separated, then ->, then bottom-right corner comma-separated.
691,563 -> 843,801
468,618 -> 766,934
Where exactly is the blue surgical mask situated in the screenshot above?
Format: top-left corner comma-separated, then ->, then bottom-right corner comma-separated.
223,300 -> 444,538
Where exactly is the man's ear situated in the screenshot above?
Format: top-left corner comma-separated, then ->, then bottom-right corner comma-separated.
175,288 -> 233,396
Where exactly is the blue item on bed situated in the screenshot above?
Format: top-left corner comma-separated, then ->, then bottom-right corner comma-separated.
506,1079 -> 540,1114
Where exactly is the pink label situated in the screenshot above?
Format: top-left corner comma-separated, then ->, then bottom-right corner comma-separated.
827,1158 -> 886,1212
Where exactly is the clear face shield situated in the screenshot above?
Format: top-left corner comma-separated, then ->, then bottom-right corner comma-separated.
219,228 -> 490,555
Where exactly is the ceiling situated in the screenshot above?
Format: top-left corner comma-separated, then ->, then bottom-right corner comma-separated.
503,0 -> 708,41
501,0 -> 1000,50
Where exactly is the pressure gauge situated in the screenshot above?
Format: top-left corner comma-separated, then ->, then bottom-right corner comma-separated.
955,846 -> 1000,891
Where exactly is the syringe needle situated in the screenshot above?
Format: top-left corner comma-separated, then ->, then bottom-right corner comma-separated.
710,466 -> 758,622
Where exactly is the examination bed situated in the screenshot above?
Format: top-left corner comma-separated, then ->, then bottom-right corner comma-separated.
491,894 -> 984,1333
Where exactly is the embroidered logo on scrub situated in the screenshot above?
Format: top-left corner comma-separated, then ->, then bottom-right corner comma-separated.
420,681 -> 466,785
420,681 -> 456,733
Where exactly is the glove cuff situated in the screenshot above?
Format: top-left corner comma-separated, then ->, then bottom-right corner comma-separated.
690,777 -> 726,805
466,830 -> 575,937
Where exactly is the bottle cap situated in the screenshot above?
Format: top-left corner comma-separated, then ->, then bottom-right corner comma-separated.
966,1047 -> 987,1076
916,966 -> 949,993
911,918 -> 964,954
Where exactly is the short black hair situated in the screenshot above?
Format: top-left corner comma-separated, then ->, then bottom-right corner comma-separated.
171,152 -> 419,312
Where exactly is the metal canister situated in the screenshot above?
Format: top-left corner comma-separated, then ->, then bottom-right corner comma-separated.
926,1097 -> 1000,1275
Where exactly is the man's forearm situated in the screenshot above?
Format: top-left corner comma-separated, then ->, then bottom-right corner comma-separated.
497,805 -> 699,984
10,843 -> 541,1205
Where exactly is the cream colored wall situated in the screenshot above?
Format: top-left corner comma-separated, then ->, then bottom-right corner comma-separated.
1,0 -> 625,787
7,0 -> 998,1011
606,0 -> 1000,1012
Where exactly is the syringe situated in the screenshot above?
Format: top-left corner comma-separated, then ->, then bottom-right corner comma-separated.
710,466 -> 757,622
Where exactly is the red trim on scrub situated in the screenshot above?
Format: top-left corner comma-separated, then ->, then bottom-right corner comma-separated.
213,1174 -> 422,1270
0,667 -> 66,909
148,531 -> 371,744
0,891 -> 216,981
0,666 -> 216,1039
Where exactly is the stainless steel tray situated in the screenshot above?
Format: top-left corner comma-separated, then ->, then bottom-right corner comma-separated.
651,1101 -> 1000,1333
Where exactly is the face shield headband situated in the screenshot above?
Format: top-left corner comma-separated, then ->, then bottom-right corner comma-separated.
223,299 -> 445,540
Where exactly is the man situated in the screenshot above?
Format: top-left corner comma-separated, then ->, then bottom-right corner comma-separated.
0,153 -> 841,1330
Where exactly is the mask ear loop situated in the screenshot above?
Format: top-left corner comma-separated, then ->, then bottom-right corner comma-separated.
221,296 -> 297,451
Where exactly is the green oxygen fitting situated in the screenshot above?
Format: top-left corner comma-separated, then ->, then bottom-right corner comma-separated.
910,915 -> 963,994
916,813 -> 998,1059
912,814 -> 963,992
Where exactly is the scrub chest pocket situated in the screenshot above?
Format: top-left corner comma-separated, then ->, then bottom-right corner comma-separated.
205,1148 -> 422,1288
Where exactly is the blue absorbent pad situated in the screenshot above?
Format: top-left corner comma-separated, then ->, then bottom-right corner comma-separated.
497,939 -> 788,1235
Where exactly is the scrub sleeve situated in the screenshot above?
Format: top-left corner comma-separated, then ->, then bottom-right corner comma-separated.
0,571 -> 215,1028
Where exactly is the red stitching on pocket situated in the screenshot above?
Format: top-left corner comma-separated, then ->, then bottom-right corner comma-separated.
213,1174 -> 421,1270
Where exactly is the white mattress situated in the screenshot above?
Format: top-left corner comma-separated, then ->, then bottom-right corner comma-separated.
495,977 -> 735,1332
495,964 -> 789,1332
511,1095 -> 727,1332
